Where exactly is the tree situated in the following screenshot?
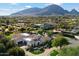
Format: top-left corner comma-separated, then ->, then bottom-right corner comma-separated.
8,26 -> 15,31
52,35 -> 69,49
47,30 -> 53,36
58,46 -> 79,56
0,38 -> 9,45
0,43 -> 6,53
6,40 -> 17,49
37,30 -> 43,35
18,28 -> 26,33
8,47 -> 25,56
50,50 -> 59,56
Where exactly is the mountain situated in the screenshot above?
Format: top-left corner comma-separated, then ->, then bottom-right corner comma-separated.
70,9 -> 79,15
11,4 -> 79,16
11,7 -> 41,16
35,4 -> 69,16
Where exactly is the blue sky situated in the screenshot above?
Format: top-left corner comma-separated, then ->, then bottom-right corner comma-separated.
0,3 -> 79,16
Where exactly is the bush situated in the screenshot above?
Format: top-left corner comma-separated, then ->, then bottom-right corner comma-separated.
58,47 -> 79,56
50,50 -> 59,56
5,31 -> 12,36
0,38 -> 9,45
6,40 -> 17,49
18,28 -> 26,33
47,31 -> 53,36
30,48 -> 44,54
0,43 -> 6,53
5,35 -> 12,40
8,47 -> 25,56
52,35 -> 69,48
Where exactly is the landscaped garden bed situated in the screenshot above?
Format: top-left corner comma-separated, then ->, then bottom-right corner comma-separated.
29,47 -> 45,54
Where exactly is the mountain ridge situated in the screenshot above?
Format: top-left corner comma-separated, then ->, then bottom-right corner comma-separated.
11,4 -> 79,16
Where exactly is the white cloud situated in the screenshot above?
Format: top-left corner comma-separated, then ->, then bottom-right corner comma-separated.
0,0 -> 79,3
0,9 -> 19,15
10,3 -> 17,5
45,3 -> 62,6
53,3 -> 62,5
25,5 -> 32,8
0,6 -> 33,16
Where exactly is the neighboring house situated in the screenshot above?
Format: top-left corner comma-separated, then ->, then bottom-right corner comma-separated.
12,33 -> 51,47
40,23 -> 55,30
33,23 -> 55,30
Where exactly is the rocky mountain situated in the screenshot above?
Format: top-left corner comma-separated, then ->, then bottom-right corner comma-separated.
70,9 -> 79,15
11,4 -> 79,16
35,4 -> 69,16
11,7 -> 41,16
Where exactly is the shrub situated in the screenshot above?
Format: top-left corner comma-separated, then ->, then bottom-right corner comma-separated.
0,38 -> 9,45
58,47 -> 79,56
29,48 -> 44,54
8,47 -> 25,56
6,40 -> 17,49
5,31 -> 12,36
0,43 -> 6,53
52,35 -> 69,48
50,50 -> 59,56
18,28 -> 26,33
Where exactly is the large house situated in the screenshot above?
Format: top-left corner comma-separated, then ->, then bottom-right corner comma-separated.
12,33 -> 51,47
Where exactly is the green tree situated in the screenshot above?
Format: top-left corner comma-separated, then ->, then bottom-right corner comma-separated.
0,38 -> 9,45
52,35 -> 69,49
18,28 -> 26,33
58,46 -> 79,56
8,26 -> 15,31
6,40 -> 17,49
0,43 -> 6,53
8,47 -> 25,56
50,50 -> 59,56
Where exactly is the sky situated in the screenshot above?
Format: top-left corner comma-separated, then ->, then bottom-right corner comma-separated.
0,3 -> 79,16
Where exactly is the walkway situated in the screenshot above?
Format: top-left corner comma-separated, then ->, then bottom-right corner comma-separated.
20,46 -> 57,56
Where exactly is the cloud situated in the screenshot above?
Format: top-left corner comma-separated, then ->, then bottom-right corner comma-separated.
0,6 -> 33,16
10,3 -> 17,5
53,3 -> 62,5
45,3 -> 63,6
0,9 -> 19,15
25,6 -> 32,8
